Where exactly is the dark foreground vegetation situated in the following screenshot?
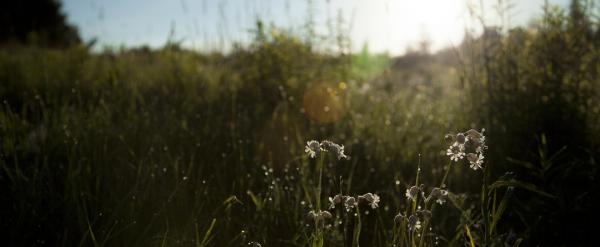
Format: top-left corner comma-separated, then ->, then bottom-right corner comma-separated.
1,0 -> 599,246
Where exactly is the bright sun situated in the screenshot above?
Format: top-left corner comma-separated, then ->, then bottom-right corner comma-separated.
345,0 -> 468,54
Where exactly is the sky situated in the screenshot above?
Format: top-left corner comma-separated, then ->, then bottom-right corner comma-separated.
61,0 -> 570,55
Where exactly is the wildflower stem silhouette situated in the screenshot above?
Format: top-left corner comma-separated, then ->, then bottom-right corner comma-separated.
316,154 -> 325,210
412,156 -> 421,214
352,205 -> 362,247
439,160 -> 452,188
312,154 -> 326,247
481,157 -> 491,246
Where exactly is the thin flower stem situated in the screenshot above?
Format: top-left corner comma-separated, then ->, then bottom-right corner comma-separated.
352,205 -> 361,247
418,201 -> 435,247
312,154 -> 325,247
412,155 -> 421,214
439,160 -> 452,188
482,160 -> 490,246
411,228 -> 416,247
316,154 -> 324,210
415,154 -> 421,186
418,221 -> 428,247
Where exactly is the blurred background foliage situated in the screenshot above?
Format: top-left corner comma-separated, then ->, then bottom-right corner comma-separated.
1,0 -> 599,246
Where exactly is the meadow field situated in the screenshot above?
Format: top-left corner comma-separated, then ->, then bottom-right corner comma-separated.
1,1 -> 600,246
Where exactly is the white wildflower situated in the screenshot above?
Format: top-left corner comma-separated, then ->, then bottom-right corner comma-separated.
308,210 -> 332,221
369,194 -> 380,209
321,140 -> 349,160
446,142 -> 465,161
467,152 -> 484,170
405,186 -> 420,201
427,187 -> 449,205
344,196 -> 356,212
361,193 -> 380,209
436,189 -> 448,205
304,140 -> 321,158
328,194 -> 343,210
408,214 -> 421,232
320,210 -> 332,219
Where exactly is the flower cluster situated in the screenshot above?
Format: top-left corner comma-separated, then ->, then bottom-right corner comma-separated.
308,209 -> 333,221
358,192 -> 381,209
328,192 -> 380,212
304,140 -> 349,160
426,187 -> 449,205
406,185 -> 449,205
445,129 -> 487,170
394,211 -> 431,232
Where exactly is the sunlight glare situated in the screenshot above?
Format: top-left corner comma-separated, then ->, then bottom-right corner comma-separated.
348,0 -> 467,54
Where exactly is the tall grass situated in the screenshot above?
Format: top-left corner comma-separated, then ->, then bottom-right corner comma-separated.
1,0 -> 599,246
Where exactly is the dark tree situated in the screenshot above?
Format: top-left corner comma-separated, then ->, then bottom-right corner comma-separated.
0,0 -> 80,47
